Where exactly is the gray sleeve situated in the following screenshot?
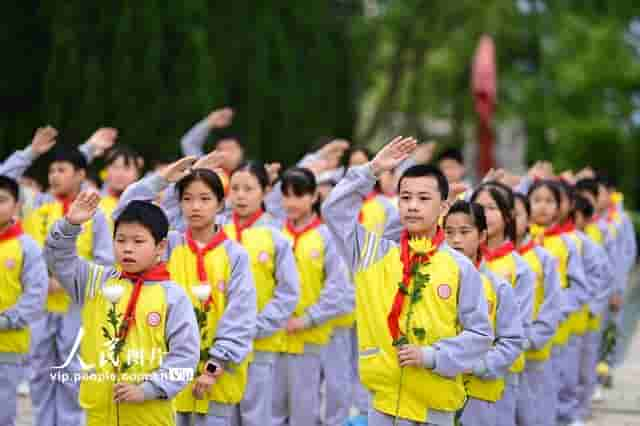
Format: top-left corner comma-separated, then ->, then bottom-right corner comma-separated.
0,147 -> 36,179
564,237 -> 589,312
583,240 -> 612,316
423,255 -> 493,378
254,230 -> 300,339
477,281 -> 525,380
304,229 -> 348,326
620,213 -> 637,273
264,181 -> 287,222
0,237 -> 48,330
180,118 -> 209,157
320,164 -> 378,273
381,196 -> 402,243
208,243 -> 257,365
142,284 -> 200,400
514,176 -> 533,196
394,156 -> 416,177
528,248 -> 562,349
113,173 -> 171,221
91,210 -> 115,265
44,218 -> 116,305
513,255 -> 536,343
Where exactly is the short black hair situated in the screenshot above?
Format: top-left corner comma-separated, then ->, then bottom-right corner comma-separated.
575,178 -> 600,200
50,146 -> 88,171
214,128 -> 244,150
0,175 -> 20,202
482,181 -> 515,210
574,194 -> 594,220
397,164 -> 449,200
114,200 -> 169,244
436,147 -> 464,165
232,161 -> 270,191
176,169 -> 225,202
444,200 -> 488,233
514,193 -> 530,217
105,145 -> 143,170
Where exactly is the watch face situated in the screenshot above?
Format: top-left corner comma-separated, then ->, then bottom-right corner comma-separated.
207,363 -> 217,373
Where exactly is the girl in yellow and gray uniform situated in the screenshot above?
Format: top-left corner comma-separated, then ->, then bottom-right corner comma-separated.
513,193 -> 564,426
322,137 -> 493,426
470,183 -> 535,426
443,200 -> 525,426
265,166 -> 351,426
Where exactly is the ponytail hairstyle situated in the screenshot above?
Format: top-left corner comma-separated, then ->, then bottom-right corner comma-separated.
471,183 -> 516,242
280,167 -> 321,216
176,169 -> 225,203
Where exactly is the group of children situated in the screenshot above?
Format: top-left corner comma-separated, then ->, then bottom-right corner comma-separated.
0,108 -> 635,426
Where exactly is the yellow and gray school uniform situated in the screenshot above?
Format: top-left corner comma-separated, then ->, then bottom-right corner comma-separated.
322,164 -> 493,426
162,232 -> 257,426
460,270 -> 525,426
481,250 -> 535,426
221,216 -> 300,426
573,231 -> 613,422
517,243 -> 564,426
44,218 -> 200,426
0,230 -> 48,426
22,191 -> 113,426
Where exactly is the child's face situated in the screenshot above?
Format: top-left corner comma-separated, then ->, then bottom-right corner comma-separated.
229,171 -> 265,218
596,184 -> 609,213
0,189 -> 18,228
349,151 -> 369,167
574,211 -> 587,231
107,157 -> 140,193
114,222 -> 166,274
514,198 -> 529,241
180,180 -> 221,230
474,190 -> 505,240
217,139 -> 244,171
445,212 -> 485,261
48,161 -> 85,197
282,192 -> 316,222
438,159 -> 465,184
398,176 -> 443,235
529,186 -> 558,226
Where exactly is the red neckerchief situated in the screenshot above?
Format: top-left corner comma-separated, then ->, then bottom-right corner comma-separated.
387,227 -> 444,342
543,223 -> 565,238
517,238 -> 536,256
119,263 -> 170,340
591,214 -> 601,223
108,187 -> 122,199
232,209 -> 264,242
358,191 -> 379,224
474,255 -> 483,269
481,240 -> 515,262
559,219 -> 575,234
56,194 -> 76,215
285,216 -> 323,250
185,227 -> 228,308
606,206 -> 617,224
0,221 -> 23,243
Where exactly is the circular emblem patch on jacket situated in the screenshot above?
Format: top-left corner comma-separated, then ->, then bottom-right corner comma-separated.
310,249 -> 320,259
4,259 -> 16,270
258,251 -> 270,263
437,284 -> 452,300
147,312 -> 162,327
218,280 -> 226,292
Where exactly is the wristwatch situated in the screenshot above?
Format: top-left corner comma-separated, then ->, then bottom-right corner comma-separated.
205,360 -> 219,375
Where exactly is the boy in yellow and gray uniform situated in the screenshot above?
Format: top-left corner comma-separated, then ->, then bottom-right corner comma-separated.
323,154 -> 493,426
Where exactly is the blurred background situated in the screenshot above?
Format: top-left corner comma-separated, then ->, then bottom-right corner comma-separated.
1,1 -> 639,204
